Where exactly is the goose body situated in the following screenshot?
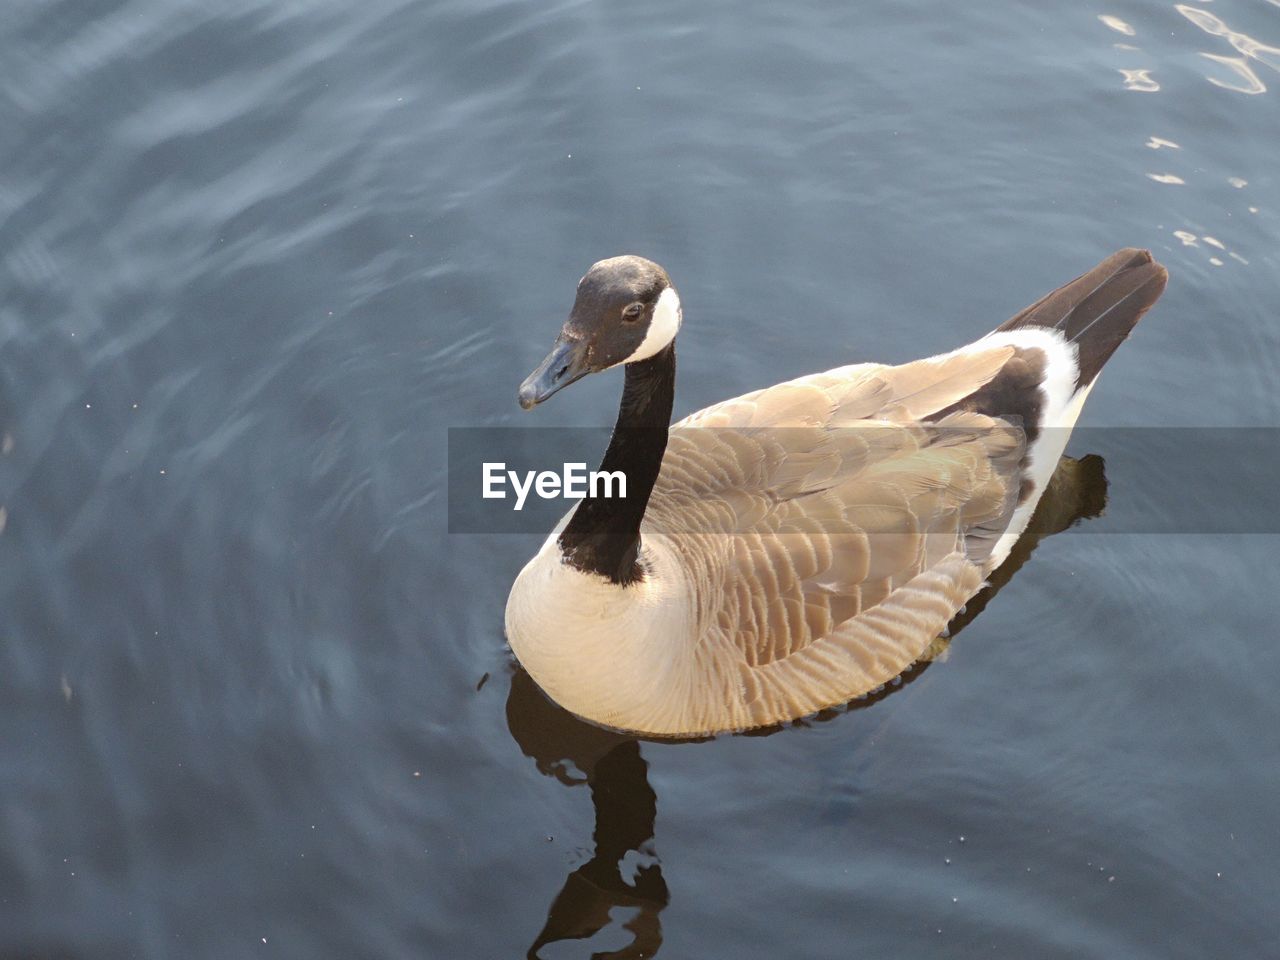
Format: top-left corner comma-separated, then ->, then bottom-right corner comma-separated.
506,249 -> 1167,737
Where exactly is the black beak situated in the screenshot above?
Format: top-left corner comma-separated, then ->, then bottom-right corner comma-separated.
518,335 -> 592,409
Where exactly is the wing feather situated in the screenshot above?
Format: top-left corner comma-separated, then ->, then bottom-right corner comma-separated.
647,344 -> 1029,677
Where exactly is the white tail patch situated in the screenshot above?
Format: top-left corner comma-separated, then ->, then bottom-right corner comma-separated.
971,328 -> 1090,569
977,328 -> 1081,425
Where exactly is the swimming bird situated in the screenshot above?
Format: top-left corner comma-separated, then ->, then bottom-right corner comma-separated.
505,250 -> 1167,737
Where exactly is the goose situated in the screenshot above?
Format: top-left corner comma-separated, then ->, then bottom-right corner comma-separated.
505,249 -> 1168,737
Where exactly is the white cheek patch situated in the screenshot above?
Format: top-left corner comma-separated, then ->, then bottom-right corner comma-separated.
617,287 -> 682,366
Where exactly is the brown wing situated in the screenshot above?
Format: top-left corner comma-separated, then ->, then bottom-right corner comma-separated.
648,347 -> 1026,682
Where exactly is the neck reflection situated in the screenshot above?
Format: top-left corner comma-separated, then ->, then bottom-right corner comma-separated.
507,669 -> 666,959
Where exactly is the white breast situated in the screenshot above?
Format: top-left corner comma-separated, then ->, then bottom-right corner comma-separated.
505,527 -> 705,733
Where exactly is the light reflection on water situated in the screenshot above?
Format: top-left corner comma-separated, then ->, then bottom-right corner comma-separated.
1176,3 -> 1280,94
1120,67 -> 1161,92
1099,0 -> 1275,281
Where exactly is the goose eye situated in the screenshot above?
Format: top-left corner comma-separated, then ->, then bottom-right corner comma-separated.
621,302 -> 645,321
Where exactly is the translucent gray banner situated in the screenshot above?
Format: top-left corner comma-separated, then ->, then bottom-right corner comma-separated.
447,426 -> 1280,535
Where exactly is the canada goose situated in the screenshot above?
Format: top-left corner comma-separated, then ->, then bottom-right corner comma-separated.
506,249 -> 1168,737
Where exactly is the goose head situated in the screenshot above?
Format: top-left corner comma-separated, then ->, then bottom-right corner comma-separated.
518,255 -> 681,409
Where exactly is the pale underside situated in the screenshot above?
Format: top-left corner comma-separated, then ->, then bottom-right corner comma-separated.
506,341 -> 1071,737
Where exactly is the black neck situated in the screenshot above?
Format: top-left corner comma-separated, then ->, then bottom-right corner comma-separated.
559,343 -> 675,584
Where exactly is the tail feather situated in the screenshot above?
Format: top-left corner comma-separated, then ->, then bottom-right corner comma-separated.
996,248 -> 1168,387
952,248 -> 1168,570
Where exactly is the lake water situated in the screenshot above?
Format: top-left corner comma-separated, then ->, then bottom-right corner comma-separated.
2,1 -> 1278,957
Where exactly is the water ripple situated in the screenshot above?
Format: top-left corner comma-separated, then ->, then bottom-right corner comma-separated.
1120,67 -> 1160,92
1200,52 -> 1267,94
1176,3 -> 1280,93
1098,14 -> 1136,36
3,1 -> 1279,956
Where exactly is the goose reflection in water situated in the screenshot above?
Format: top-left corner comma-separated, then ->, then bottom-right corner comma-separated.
504,452 -> 1108,959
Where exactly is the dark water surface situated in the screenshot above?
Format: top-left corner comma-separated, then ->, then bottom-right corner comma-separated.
3,1 -> 1279,957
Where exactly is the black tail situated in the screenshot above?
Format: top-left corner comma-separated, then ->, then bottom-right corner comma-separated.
997,248 -> 1169,387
